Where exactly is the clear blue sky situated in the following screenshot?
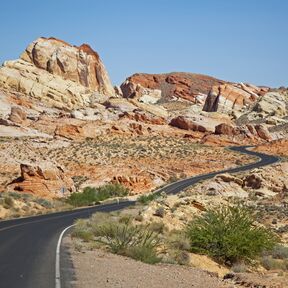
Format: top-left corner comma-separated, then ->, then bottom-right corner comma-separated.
1,0 -> 287,87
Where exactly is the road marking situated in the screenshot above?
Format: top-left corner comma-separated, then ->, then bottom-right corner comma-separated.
55,224 -> 75,288
0,201 -> 131,233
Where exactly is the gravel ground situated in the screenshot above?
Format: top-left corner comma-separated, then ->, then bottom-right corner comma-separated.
66,237 -> 229,288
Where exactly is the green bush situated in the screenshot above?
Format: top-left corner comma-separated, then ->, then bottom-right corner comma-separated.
34,198 -> 53,209
125,245 -> 161,264
72,219 -> 94,242
137,191 -> 162,205
186,204 -> 278,265
94,221 -> 160,253
85,213 -> 161,264
3,196 -> 14,209
67,184 -> 129,207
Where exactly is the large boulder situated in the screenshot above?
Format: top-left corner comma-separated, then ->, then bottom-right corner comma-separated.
0,37 -> 115,109
170,116 -> 207,132
215,123 -> 237,136
10,163 -> 75,197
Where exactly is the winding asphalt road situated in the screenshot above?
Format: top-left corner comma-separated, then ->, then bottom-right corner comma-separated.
0,146 -> 279,288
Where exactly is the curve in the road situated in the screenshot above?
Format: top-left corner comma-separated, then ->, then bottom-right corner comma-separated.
0,146 -> 279,288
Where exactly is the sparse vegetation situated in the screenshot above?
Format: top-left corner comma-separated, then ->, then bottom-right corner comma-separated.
0,191 -> 69,219
73,212 -> 161,264
3,196 -> 14,209
137,191 -> 162,204
67,184 -> 129,207
186,204 -> 278,265
261,256 -> 288,271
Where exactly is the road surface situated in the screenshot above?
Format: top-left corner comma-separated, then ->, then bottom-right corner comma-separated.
0,146 -> 279,288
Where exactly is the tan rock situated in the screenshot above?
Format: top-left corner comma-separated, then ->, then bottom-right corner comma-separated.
203,83 -> 261,113
21,37 -> 114,95
54,124 -> 85,140
9,163 -> 75,197
0,37 -> 115,110
252,92 -> 286,117
8,106 -> 27,124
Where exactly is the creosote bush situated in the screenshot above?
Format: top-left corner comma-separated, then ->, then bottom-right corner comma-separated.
67,183 -> 129,207
186,204 -> 278,265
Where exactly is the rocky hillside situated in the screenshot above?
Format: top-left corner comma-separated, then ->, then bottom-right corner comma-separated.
0,36 -> 287,205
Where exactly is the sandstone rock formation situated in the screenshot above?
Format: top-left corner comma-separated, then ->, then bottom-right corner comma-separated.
170,116 -> 207,132
0,37 -> 115,109
121,72 -> 225,103
54,124 -> 85,141
214,123 -> 272,141
8,106 -> 27,124
9,163 -> 75,197
214,123 -> 236,136
252,92 -> 286,117
203,83 -> 267,113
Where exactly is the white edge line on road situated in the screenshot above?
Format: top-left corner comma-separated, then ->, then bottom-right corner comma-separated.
56,224 -> 75,288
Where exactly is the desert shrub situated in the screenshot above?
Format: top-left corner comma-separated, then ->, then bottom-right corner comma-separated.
186,204 -> 278,265
173,250 -> 190,265
86,213 -> 161,263
137,191 -> 162,205
271,245 -> 288,259
231,263 -> 248,273
167,231 -> 190,251
34,198 -> 53,209
125,245 -> 161,264
148,222 -> 166,234
3,196 -> 14,209
168,174 -> 179,183
72,219 -> 93,242
261,256 -> 288,271
7,192 -> 22,199
94,221 -> 160,252
67,183 -> 129,207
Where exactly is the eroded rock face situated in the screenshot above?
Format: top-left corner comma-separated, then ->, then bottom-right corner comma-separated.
121,72 -> 224,103
10,163 -> 75,197
203,83 -> 267,113
0,37 -> 115,109
21,37 -> 114,94
252,92 -> 287,117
